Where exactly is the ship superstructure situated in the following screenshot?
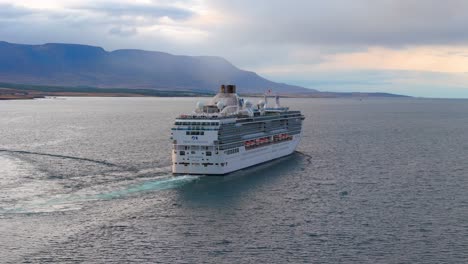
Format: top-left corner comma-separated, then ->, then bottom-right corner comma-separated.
171,85 -> 305,175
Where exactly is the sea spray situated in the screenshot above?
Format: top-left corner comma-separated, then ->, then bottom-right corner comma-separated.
94,175 -> 200,199
1,175 -> 200,214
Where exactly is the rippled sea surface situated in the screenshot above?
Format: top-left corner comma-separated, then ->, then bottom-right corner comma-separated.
1,97 -> 467,263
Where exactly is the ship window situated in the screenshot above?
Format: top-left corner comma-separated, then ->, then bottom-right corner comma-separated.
206,151 -> 212,156
186,131 -> 190,135
191,151 -> 195,154
180,151 -> 185,155
201,132 -> 205,135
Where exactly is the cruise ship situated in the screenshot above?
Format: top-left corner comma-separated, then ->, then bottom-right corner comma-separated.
171,85 -> 305,175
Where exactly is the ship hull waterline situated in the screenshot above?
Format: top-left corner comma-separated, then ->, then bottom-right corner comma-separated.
172,134 -> 301,176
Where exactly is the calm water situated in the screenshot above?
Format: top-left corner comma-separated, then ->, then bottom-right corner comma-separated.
0,97 -> 467,263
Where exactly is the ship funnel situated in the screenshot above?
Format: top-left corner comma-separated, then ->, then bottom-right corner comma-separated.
226,85 -> 236,94
219,84 -> 236,93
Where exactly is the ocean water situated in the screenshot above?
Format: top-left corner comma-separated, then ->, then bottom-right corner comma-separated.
0,97 -> 467,263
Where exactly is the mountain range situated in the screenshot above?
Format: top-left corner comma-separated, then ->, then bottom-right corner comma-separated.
0,41 -> 316,94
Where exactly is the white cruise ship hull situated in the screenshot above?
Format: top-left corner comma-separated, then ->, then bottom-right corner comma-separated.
172,134 -> 301,175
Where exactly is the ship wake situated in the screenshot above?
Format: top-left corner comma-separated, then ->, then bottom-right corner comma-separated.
0,151 -> 199,214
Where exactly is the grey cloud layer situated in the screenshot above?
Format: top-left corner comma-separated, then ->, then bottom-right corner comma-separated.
109,26 -> 138,37
3,1 -> 468,46
210,0 -> 468,46
73,3 -> 194,20
0,2 -> 194,27
0,4 -> 34,18
0,1 -> 195,44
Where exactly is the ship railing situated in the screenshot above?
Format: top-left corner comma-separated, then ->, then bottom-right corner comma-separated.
172,114 -> 305,129
235,113 -> 304,123
217,129 -> 302,149
177,111 -> 302,120
171,127 -> 219,131
172,129 -> 299,153
218,128 -> 295,141
244,134 -> 294,150
177,114 -> 239,119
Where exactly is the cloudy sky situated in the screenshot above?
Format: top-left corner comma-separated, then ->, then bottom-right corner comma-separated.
1,0 -> 468,97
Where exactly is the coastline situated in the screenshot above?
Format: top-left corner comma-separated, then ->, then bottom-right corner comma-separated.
0,89 -> 149,100
0,85 -> 212,100
0,82 -> 410,100
0,92 -> 151,100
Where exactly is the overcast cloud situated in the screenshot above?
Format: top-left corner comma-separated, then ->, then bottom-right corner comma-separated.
1,0 -> 468,97
208,0 -> 468,46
